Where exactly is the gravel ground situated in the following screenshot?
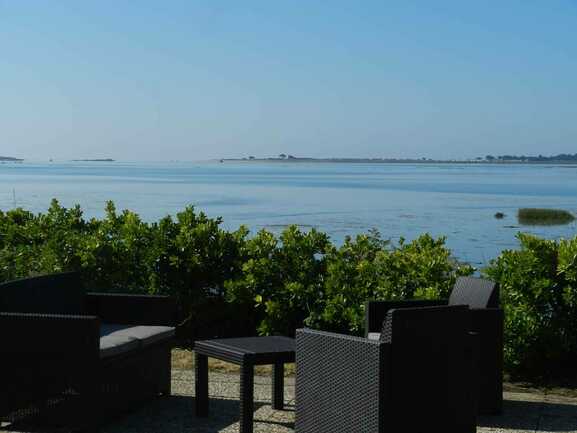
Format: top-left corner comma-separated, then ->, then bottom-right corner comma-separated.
105,370 -> 295,433
3,369 -> 577,432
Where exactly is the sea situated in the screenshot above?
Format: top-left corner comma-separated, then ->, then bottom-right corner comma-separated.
1,160 -> 576,267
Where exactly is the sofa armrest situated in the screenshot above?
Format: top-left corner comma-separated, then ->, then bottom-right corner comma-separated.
365,299 -> 447,335
295,328 -> 390,432
0,312 -> 101,415
85,292 -> 177,326
0,312 -> 100,356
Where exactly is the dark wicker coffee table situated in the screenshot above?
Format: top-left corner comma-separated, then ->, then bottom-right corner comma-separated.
194,336 -> 295,433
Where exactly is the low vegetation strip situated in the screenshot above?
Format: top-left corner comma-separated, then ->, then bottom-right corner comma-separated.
518,208 -> 575,225
2,200 -> 577,381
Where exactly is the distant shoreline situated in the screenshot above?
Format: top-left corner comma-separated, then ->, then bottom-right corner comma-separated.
0,156 -> 24,162
221,157 -> 577,165
72,158 -> 115,162
2,156 -> 576,165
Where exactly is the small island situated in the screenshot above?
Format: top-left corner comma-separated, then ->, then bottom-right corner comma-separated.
0,156 -> 24,162
72,158 -> 115,162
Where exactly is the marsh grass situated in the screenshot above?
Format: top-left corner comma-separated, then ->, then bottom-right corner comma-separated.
518,208 -> 575,226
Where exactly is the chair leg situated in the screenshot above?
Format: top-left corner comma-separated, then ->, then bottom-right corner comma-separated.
239,361 -> 254,433
272,361 -> 284,410
195,353 -> 209,417
159,347 -> 172,396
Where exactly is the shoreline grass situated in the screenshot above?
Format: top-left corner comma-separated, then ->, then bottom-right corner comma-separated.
518,208 -> 575,226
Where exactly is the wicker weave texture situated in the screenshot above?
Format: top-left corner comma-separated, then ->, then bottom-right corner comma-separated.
449,276 -> 499,309
0,273 -> 176,431
86,292 -> 177,326
383,305 -> 476,433
365,276 -> 503,415
296,329 -> 386,433
296,306 -> 477,433
194,336 -> 295,433
471,308 -> 504,414
0,272 -> 86,315
365,299 -> 446,334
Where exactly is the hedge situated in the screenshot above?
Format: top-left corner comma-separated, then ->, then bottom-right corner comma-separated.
484,233 -> 577,380
2,200 -> 576,380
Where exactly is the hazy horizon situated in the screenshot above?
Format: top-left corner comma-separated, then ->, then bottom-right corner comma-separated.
2,1 -> 576,161
6,152 -> 577,164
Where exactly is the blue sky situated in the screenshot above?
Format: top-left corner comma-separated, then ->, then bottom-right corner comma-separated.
1,1 -> 576,161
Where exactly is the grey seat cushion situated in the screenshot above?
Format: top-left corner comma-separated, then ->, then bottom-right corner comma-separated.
100,333 -> 141,358
100,323 -> 175,358
367,332 -> 381,341
119,325 -> 175,346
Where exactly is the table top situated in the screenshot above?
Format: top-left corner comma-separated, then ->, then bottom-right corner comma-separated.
194,336 -> 295,365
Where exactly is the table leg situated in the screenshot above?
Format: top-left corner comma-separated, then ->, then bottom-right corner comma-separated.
195,352 -> 209,417
272,361 -> 284,410
239,360 -> 254,433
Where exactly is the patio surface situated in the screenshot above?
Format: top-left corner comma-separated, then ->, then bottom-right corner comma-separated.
109,370 -> 577,433
112,370 -> 577,433
4,369 -> 577,432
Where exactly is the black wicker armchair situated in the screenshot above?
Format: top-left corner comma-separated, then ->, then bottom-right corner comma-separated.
365,276 -> 503,414
0,272 -> 177,432
296,305 -> 478,433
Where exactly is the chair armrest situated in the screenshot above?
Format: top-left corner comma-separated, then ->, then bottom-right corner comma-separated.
295,328 -> 390,432
470,308 -> 503,414
365,299 -> 447,335
0,312 -> 100,356
469,308 -> 504,352
85,292 -> 177,326
470,308 -> 504,334
466,331 -> 480,421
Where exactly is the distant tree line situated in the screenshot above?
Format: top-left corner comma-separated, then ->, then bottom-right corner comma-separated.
484,153 -> 577,162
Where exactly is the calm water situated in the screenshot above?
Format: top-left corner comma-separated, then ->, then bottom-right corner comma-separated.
1,161 -> 576,266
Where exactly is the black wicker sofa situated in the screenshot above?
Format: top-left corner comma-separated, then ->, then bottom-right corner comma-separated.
0,272 -> 176,432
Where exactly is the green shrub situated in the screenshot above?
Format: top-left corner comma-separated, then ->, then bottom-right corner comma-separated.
0,202 -> 474,339
314,233 -> 475,334
225,229 -> 474,336
484,233 -> 577,379
225,226 -> 332,336
518,208 -> 575,226
7,200 -> 577,381
0,200 -> 248,338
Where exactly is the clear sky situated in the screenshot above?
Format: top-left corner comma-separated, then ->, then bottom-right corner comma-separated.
1,1 -> 576,161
